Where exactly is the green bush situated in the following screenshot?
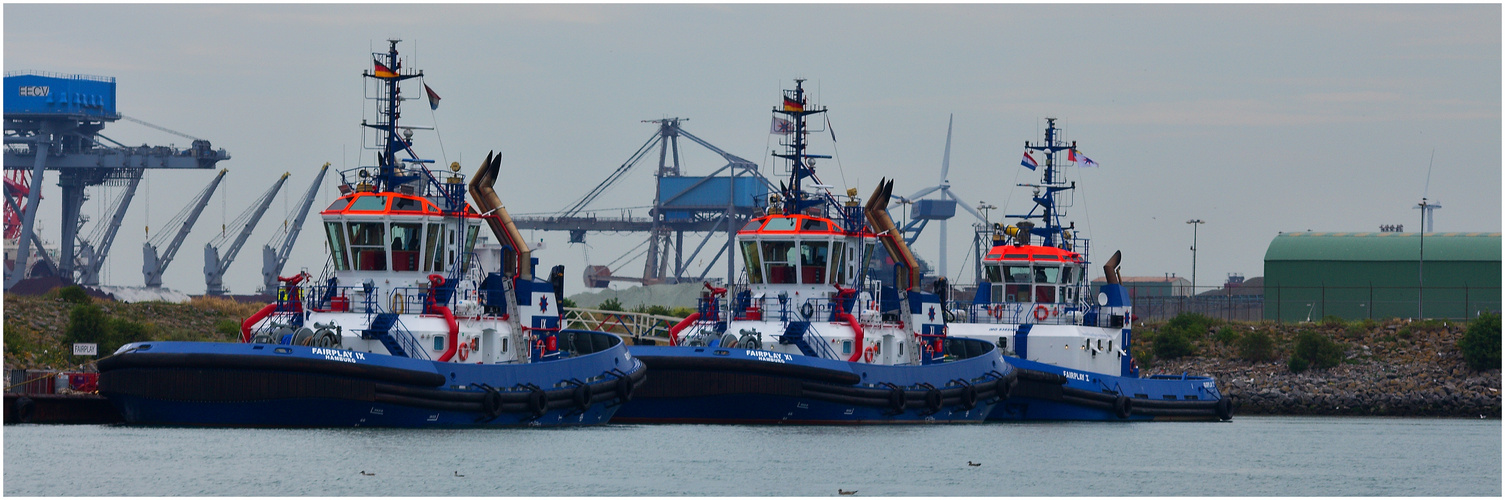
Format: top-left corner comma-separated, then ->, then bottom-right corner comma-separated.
1213,327 -> 1240,344
1288,356 -> 1310,373
1459,312 -> 1501,371
1238,330 -> 1277,362
1291,330 -> 1344,371
643,305 -> 673,317
1153,328 -> 1195,359
598,298 -> 623,311
558,297 -> 578,309
214,319 -> 242,337
57,285 -> 92,304
1165,312 -> 1218,337
64,303 -> 110,345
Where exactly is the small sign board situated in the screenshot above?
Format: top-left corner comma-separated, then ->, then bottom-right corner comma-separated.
72,343 -> 98,356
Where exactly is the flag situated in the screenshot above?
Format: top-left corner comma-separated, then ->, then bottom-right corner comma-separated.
1021,151 -> 1038,170
424,83 -> 441,110
782,96 -> 803,112
827,116 -> 837,143
373,59 -> 398,78
1070,149 -> 1098,167
770,116 -> 793,135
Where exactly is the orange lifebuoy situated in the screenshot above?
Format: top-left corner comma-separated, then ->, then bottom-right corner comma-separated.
1051,306 -> 1061,317
1033,305 -> 1049,321
458,341 -> 471,361
990,305 -> 1003,319
864,346 -> 875,363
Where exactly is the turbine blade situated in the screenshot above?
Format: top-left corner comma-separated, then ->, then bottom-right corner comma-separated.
940,113 -> 953,182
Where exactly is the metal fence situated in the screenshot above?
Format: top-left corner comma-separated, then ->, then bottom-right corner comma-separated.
1131,285 -> 1501,323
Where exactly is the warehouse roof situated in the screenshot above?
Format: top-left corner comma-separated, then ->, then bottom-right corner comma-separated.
1264,232 -> 1501,262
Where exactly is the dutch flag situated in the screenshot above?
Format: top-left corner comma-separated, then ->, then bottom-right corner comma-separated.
1020,151 -> 1038,170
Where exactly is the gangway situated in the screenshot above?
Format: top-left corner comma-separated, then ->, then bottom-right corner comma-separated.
203,173 -> 287,295
142,169 -> 225,288
261,163 -> 329,293
76,167 -> 143,285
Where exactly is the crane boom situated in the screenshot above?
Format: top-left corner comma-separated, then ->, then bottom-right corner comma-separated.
203,172 -> 288,295
77,167 -> 144,285
262,163 -> 329,292
142,169 -> 226,288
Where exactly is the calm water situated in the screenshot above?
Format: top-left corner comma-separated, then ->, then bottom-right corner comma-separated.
4,416 -> 1499,496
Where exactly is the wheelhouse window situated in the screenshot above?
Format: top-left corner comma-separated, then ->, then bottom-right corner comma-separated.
348,222 -> 387,271
1003,264 -> 1031,302
424,223 -> 445,272
390,223 -> 422,271
462,225 -> 480,271
762,217 -> 797,231
830,241 -> 847,285
799,240 -> 830,284
741,241 -> 763,284
761,240 -> 796,284
1035,265 -> 1061,303
984,263 -> 1003,283
326,222 -> 350,271
348,195 -> 388,212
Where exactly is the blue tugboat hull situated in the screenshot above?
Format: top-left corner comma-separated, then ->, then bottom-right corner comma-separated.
990,357 -> 1231,422
98,338 -> 645,428
613,342 -> 1011,424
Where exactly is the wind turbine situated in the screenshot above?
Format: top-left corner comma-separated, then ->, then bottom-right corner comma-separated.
894,114 -> 987,279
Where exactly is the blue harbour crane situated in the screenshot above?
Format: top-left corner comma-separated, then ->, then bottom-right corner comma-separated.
3,71 -> 229,289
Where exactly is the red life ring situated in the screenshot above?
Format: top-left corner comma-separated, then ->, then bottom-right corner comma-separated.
1033,305 -> 1049,321
864,346 -> 875,363
990,305 -> 1004,319
458,342 -> 471,361
1051,306 -> 1062,317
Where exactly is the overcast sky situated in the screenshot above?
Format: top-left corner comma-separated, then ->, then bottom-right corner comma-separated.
5,4 -> 1500,296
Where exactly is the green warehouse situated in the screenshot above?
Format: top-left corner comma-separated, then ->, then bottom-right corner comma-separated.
1263,232 -> 1500,322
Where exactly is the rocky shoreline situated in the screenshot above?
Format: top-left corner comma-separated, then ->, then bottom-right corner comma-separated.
1146,320 -> 1501,418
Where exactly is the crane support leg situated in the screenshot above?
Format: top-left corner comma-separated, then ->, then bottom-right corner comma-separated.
5,140 -> 49,289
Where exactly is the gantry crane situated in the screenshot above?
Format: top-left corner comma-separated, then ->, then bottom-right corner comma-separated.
203,173 -> 287,295
142,169 -> 225,288
260,163 -> 329,293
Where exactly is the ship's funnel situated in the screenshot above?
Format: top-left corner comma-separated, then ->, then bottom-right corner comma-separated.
1103,250 -> 1122,285
863,178 -> 919,291
468,151 -> 532,280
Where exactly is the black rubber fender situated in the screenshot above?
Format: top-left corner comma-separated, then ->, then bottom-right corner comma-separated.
1113,395 -> 1132,419
1216,397 -> 1234,420
887,385 -> 906,412
924,388 -> 943,413
959,384 -> 978,410
526,387 -> 547,418
614,373 -> 634,403
482,388 -> 503,418
572,382 -> 593,411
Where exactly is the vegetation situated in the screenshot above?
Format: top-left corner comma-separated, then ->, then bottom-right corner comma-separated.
1288,330 -> 1345,373
1151,312 -> 1218,359
1459,312 -> 1501,371
1213,326 -> 1239,345
5,292 -> 264,371
57,285 -> 92,305
1238,330 -> 1278,362
597,298 -> 623,311
558,297 -> 578,309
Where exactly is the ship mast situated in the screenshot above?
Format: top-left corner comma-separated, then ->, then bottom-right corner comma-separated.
1013,117 -> 1076,249
772,80 -> 831,217
364,39 -> 426,194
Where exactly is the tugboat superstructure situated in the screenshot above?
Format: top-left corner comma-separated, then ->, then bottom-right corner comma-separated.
946,118 -> 1232,421
99,40 -> 644,427
613,80 -> 1012,424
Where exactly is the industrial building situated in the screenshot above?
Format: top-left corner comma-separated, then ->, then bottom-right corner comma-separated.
1263,232 -> 1501,322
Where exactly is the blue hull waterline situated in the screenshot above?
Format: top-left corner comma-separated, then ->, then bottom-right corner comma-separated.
990,357 -> 1229,421
614,341 -> 1013,424
98,338 -> 644,427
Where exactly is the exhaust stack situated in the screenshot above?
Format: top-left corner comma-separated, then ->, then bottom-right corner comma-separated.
467,151 -> 532,280
1103,250 -> 1122,285
862,178 -> 920,291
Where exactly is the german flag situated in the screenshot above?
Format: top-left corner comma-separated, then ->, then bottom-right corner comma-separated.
782,96 -> 803,112
373,60 -> 398,78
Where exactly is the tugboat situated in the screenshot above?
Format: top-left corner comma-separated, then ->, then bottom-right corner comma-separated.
945,118 -> 1232,421
97,40 -> 645,427
611,80 -> 1013,424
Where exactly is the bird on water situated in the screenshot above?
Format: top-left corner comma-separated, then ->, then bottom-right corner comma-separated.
838,489 -> 857,495
455,471 -> 465,478
968,461 -> 981,467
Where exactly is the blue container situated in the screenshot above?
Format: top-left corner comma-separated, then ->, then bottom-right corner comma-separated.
4,71 -> 117,119
658,176 -> 768,210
